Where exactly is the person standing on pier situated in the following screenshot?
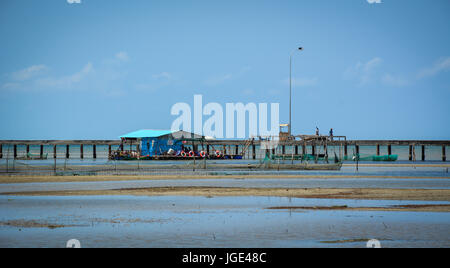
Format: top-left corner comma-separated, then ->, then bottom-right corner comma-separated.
329,128 -> 334,141
315,127 -> 319,136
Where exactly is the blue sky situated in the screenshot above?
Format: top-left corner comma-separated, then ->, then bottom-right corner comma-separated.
0,0 -> 449,140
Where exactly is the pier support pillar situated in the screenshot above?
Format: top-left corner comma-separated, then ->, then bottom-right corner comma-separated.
26,145 -> 30,156
356,145 -> 360,155
14,145 -> 17,159
80,145 -> 84,159
93,145 -> 97,159
388,145 -> 392,156
421,145 -> 425,161
223,145 -> 226,155
376,144 -> 380,156
409,145 -> 413,161
252,145 -> 256,160
108,145 -> 111,158
66,145 -> 70,159
53,145 -> 57,159
0,144 -> 2,159
40,145 -> 44,159
442,146 -> 446,162
272,148 -> 276,155
344,144 -> 348,158
235,145 -> 239,156
295,145 -> 298,155
302,144 -> 306,155
312,145 -> 316,156
206,145 -> 210,155
282,145 -> 286,155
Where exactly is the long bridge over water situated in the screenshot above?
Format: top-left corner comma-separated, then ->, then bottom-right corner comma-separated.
0,139 -> 448,162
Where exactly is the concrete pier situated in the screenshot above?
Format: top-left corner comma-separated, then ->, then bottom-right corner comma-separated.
0,139 -> 449,161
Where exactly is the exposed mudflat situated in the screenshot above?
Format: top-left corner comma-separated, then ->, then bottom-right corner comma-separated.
4,186 -> 450,203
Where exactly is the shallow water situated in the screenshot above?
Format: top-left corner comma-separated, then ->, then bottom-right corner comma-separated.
0,195 -> 449,248
1,160 -> 450,178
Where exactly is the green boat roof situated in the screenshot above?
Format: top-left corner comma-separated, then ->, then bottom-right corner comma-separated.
120,129 -> 173,139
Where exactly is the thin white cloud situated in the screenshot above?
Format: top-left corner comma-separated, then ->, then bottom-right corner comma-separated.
242,89 -> 255,96
345,56 -> 450,88
67,0 -> 81,4
115,51 -> 129,62
204,73 -> 233,86
417,57 -> 450,79
11,65 -> 47,81
367,0 -> 382,4
152,72 -> 172,80
381,74 -> 409,87
1,82 -> 21,90
36,63 -> 94,88
345,57 -> 382,86
204,66 -> 251,86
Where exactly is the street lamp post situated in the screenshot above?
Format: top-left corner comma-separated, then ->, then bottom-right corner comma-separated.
289,47 -> 303,137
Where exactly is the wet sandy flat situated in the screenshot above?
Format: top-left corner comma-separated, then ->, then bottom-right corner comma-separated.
3,187 -> 450,205
1,164 -> 449,248
1,195 -> 449,248
1,178 -> 450,195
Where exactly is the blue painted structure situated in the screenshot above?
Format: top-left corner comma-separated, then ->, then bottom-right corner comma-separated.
140,137 -> 183,157
120,130 -> 186,157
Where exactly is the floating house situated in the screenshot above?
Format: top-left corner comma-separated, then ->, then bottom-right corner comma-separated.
118,129 -> 204,158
